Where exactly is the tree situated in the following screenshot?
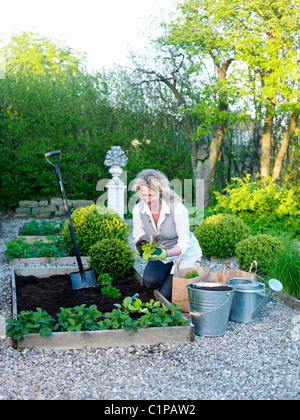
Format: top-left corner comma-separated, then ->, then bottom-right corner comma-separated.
1,31 -> 86,77
0,32 -> 193,208
230,0 -> 300,181
163,0 -> 237,204
168,0 -> 300,185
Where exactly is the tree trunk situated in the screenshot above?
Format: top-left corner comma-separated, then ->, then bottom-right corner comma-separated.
137,56 -> 232,207
260,110 -> 273,179
204,125 -> 224,202
272,113 -> 298,183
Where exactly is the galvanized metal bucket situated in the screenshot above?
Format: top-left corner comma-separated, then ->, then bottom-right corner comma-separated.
228,278 -> 266,323
187,283 -> 234,337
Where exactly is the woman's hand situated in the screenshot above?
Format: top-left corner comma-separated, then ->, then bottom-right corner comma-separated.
135,246 -> 142,258
147,248 -> 167,261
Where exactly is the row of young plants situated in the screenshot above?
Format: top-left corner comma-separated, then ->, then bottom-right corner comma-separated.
5,236 -> 68,260
19,219 -> 65,236
6,298 -> 190,342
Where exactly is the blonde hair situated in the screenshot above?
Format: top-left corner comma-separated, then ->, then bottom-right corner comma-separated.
132,169 -> 181,203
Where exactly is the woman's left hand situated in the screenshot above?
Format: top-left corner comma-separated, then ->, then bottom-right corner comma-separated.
148,248 -> 167,261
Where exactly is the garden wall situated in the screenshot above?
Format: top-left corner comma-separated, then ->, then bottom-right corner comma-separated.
14,198 -> 95,218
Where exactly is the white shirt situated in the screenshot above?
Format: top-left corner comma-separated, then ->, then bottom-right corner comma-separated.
133,199 -> 202,270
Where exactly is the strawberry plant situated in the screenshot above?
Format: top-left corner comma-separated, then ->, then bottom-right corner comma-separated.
54,304 -> 102,332
138,303 -> 189,328
115,296 -> 149,314
20,220 -> 64,235
6,308 -> 55,341
98,309 -> 139,332
5,236 -> 68,260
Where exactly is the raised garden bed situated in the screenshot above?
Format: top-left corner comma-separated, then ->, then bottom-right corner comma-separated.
9,256 -> 90,266
15,272 -> 155,320
18,236 -> 51,244
11,267 -> 195,350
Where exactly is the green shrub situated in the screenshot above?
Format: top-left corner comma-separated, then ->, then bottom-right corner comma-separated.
194,214 -> 251,258
213,174 -> 300,218
61,205 -> 128,255
89,238 -> 135,280
235,234 -> 284,275
212,175 -> 300,239
244,217 -> 300,239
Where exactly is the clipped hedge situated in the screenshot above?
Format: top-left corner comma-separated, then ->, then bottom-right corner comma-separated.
236,234 -> 284,275
88,238 -> 135,280
194,214 -> 251,258
61,205 -> 128,256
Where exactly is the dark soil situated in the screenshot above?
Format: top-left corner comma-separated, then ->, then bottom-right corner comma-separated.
16,274 -> 154,321
188,284 -> 233,292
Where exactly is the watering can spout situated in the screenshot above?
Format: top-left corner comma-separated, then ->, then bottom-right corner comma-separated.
251,279 -> 283,320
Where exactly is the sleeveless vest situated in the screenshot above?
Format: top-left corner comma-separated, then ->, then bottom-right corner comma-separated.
138,200 -> 179,250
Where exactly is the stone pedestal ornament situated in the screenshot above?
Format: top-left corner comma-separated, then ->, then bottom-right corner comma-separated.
104,146 -> 128,220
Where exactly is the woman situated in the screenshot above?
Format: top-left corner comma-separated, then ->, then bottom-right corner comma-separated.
132,169 -> 202,301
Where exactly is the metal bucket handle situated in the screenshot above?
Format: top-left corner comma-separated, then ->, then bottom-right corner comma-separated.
186,290 -> 233,318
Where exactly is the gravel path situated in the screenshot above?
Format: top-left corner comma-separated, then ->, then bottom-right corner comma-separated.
0,218 -> 299,400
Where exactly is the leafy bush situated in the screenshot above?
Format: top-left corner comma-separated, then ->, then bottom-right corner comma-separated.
242,217 -> 300,238
214,174 -> 300,218
212,175 -> 300,238
88,238 -> 135,280
5,236 -> 68,260
101,285 -> 121,300
235,234 -> 284,275
194,214 -> 251,258
61,205 -> 128,256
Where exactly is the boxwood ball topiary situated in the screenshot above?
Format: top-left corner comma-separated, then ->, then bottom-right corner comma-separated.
235,234 -> 284,275
61,205 -> 128,256
194,214 -> 251,258
88,238 -> 135,280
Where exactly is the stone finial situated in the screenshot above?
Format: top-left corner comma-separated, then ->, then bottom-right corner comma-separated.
104,146 -> 128,167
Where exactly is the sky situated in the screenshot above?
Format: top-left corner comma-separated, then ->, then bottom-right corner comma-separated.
0,0 -> 179,72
